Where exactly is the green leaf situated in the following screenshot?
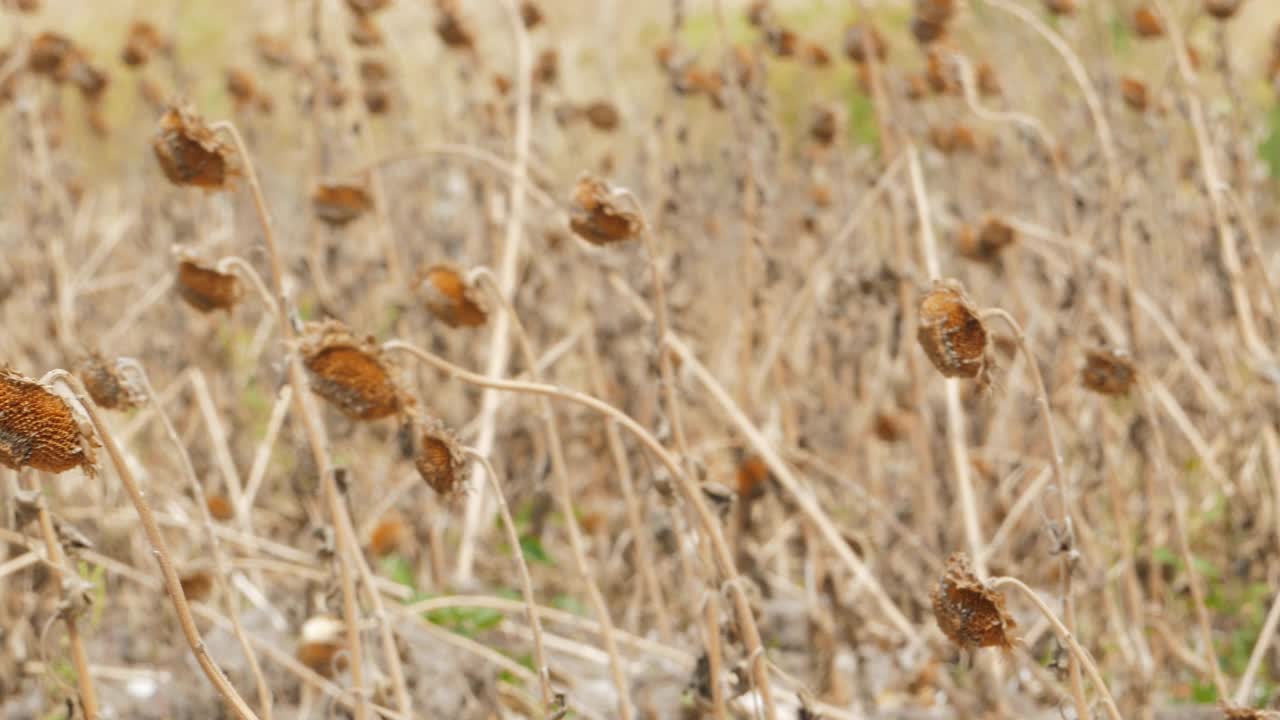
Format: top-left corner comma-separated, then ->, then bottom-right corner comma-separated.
379,554 -> 417,590
1260,105 -> 1280,180
1191,679 -> 1219,703
519,535 -> 555,567
550,594 -> 587,616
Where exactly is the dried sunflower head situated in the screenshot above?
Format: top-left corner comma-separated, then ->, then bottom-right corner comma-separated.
583,100 -> 620,131
369,514 -> 407,556
122,21 -> 167,68
345,0 -> 391,14
917,279 -> 991,383
29,32 -> 74,75
312,182 -> 373,227
175,254 -> 243,313
415,418 -> 465,497
1120,76 -> 1148,112
809,105 -> 839,146
520,1 -> 544,28
1204,0 -> 1244,20
1133,7 -> 1164,37
297,616 -> 346,677
435,2 -> 474,50
843,23 -> 887,64
152,104 -> 236,190
956,215 -> 1016,263
225,67 -> 256,106
254,33 -> 292,68
413,264 -> 488,328
931,553 -> 1017,650
1081,349 -> 1136,397
0,369 -> 97,476
568,174 -> 642,245
300,322 -> 404,421
77,352 -> 142,411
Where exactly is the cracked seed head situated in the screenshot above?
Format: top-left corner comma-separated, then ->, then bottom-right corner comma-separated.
77,352 -> 141,411
931,553 -> 1017,650
917,279 -> 990,383
0,369 -> 97,476
414,264 -> 488,328
1081,349 -> 1136,397
152,104 -> 236,190
301,322 -> 403,421
568,174 -> 642,245
175,256 -> 242,313
415,418 -> 465,497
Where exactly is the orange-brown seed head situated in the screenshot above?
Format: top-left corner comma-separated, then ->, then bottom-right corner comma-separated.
917,280 -> 990,382
568,174 -> 642,245
1081,349 -> 1136,397
0,370 -> 97,476
152,104 -> 235,190
176,259 -> 242,313
414,264 -> 488,328
300,323 -> 403,421
931,553 -> 1017,650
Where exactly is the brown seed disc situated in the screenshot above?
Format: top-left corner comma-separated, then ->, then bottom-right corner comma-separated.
568,174 -> 642,245
930,553 -> 1017,650
313,183 -> 373,227
1081,349 -> 1136,397
0,370 -> 95,476
152,105 -> 235,190
917,280 -> 989,381
303,343 -> 401,421
176,260 -> 242,313
415,264 -> 487,328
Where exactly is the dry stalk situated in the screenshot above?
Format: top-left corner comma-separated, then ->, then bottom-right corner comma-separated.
208,118 -> 373,720
461,447 -> 556,709
1153,0 -> 1270,365
988,575 -> 1122,720
470,267 -> 631,718
455,0 -> 536,586
18,469 -> 99,719
583,325 -> 674,640
48,372 -> 259,720
120,360 -> 274,720
614,189 -> 758,718
907,145 -> 986,575
380,339 -> 790,708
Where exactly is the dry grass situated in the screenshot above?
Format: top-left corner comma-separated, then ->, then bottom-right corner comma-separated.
4,0 -> 1280,718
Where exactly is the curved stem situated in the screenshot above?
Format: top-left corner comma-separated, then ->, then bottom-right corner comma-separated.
19,468 -> 98,719
120,360 -> 274,720
461,447 -> 556,709
615,188 -> 755,718
470,267 -> 633,718
455,0 -> 536,586
48,372 -> 260,720
216,255 -> 280,319
210,117 -> 372,720
380,339 -> 786,708
989,576 -> 1123,720
979,306 -> 1086,720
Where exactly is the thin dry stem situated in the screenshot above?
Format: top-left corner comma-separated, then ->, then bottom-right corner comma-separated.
121,360 -> 274,720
